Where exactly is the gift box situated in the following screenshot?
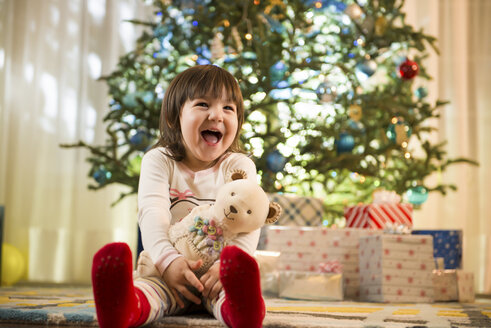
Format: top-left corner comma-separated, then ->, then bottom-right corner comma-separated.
359,234 -> 435,303
432,270 -> 475,302
278,270 -> 343,301
344,203 -> 413,229
411,230 -> 463,269
264,226 -> 381,299
267,193 -> 324,226
254,250 -> 281,296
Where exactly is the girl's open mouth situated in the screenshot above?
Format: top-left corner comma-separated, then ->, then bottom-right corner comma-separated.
201,130 -> 223,145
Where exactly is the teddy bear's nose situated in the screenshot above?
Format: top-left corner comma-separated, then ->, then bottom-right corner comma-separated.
230,205 -> 238,214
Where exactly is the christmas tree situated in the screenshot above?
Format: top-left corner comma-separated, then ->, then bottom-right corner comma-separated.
62,0 -> 475,224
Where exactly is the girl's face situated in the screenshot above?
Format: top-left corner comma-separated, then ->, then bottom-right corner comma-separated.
179,89 -> 238,171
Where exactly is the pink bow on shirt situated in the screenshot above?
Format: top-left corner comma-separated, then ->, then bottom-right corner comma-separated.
169,189 -> 194,200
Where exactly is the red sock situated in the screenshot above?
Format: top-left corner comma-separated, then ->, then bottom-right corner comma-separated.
219,246 -> 265,328
92,242 -> 150,328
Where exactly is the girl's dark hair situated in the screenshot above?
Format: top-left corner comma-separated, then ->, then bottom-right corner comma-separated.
154,65 -> 244,161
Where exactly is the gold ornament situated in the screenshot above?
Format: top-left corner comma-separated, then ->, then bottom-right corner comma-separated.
395,124 -> 409,145
345,4 -> 363,20
375,16 -> 388,36
211,33 -> 225,60
348,105 -> 362,121
231,27 -> 243,52
264,0 -> 286,19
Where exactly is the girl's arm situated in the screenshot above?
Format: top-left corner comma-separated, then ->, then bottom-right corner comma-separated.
138,149 -> 182,275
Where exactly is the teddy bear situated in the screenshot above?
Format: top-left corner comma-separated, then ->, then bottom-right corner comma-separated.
136,169 -> 281,278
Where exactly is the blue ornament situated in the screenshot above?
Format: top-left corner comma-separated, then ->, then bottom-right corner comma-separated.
93,168 -> 112,184
415,87 -> 428,99
355,60 -> 377,79
266,150 -> 287,173
130,130 -> 151,150
406,186 -> 429,205
122,93 -> 138,108
196,57 -> 211,65
336,132 -> 355,153
270,61 -> 288,86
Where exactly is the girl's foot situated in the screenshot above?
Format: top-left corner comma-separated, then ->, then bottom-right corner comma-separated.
219,245 -> 265,328
92,242 -> 149,328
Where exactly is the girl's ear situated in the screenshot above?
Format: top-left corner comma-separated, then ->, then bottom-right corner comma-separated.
228,169 -> 247,182
265,202 -> 281,224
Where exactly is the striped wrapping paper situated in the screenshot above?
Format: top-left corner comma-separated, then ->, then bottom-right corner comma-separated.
344,203 -> 413,229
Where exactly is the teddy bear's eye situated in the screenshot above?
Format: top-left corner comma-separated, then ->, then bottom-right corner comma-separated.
231,192 -> 235,196
247,210 -> 252,214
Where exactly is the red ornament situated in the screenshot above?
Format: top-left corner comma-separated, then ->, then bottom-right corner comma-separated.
399,58 -> 419,79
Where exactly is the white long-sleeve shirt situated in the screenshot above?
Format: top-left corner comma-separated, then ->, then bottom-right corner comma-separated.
137,147 -> 260,275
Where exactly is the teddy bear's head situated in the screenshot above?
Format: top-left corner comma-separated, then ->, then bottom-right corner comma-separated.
214,169 -> 281,234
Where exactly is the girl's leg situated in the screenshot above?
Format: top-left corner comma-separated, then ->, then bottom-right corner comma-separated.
91,242 -> 150,328
216,245 -> 266,328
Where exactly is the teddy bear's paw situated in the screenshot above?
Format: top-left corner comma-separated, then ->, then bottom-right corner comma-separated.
136,251 -> 160,278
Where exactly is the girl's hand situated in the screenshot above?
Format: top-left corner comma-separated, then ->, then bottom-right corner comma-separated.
162,257 -> 204,308
200,261 -> 222,301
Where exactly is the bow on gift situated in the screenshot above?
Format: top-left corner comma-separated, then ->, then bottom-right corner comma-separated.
372,189 -> 401,204
318,260 -> 342,274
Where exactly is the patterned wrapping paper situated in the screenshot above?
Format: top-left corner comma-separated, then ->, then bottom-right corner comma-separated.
411,230 -> 463,269
432,270 -> 459,301
267,194 -> 324,226
264,226 -> 381,299
344,203 -> 413,229
359,234 -> 435,303
432,270 -> 475,302
456,271 -> 475,302
278,271 -> 344,301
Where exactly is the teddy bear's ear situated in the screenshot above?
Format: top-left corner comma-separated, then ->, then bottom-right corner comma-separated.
265,202 -> 281,224
228,169 -> 248,182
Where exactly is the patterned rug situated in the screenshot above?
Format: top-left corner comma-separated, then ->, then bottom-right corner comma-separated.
0,286 -> 490,327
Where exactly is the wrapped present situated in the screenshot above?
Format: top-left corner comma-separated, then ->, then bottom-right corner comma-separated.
411,230 -> 463,269
432,270 -> 475,302
264,226 -> 381,299
279,270 -> 343,301
267,193 -> 324,226
344,203 -> 413,229
457,271 -> 475,302
254,250 -> 280,296
359,234 -> 435,303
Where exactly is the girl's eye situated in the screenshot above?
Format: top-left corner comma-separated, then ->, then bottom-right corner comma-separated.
231,192 -> 235,196
196,102 -> 208,108
224,105 -> 235,111
247,210 -> 252,214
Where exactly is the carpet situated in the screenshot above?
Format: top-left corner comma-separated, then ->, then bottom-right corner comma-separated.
0,286 -> 490,327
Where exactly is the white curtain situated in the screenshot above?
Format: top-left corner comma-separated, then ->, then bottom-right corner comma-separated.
1,0 -> 490,292
0,0 -> 154,284
405,0 -> 491,294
